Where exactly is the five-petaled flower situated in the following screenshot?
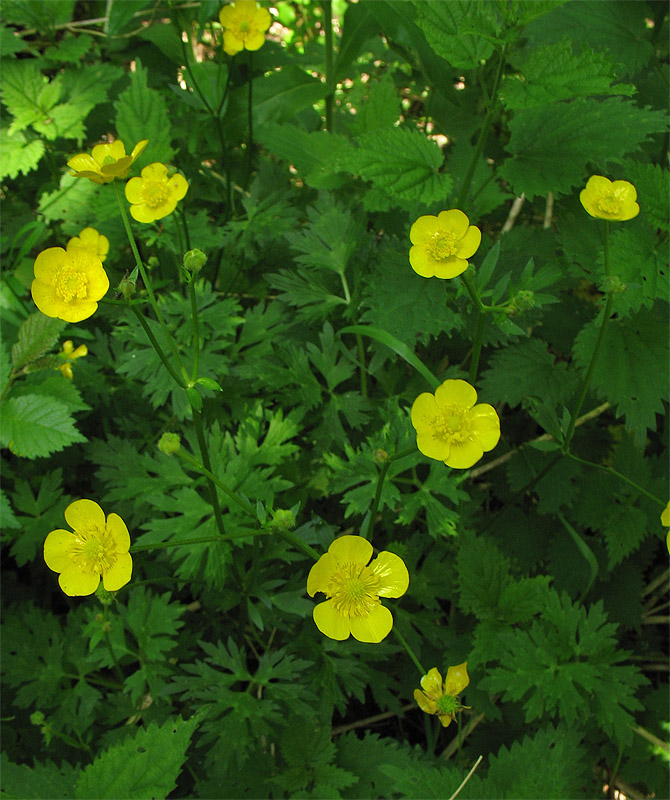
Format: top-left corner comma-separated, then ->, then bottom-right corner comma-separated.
219,0 -> 272,55
579,175 -> 639,221
67,138 -> 148,184
56,340 -> 88,380
31,246 -> 109,323
409,209 -> 481,279
307,535 -> 409,643
44,499 -> 132,596
411,379 -> 500,469
66,227 -> 109,263
124,163 -> 189,223
414,664 -> 470,727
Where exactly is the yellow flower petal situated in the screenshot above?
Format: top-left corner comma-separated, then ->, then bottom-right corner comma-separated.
141,162 -> 168,181
44,529 -> 76,572
65,498 -> 106,532
409,215 -> 440,245
223,31 -> 244,54
416,430 -> 452,461
439,712 -> 454,728
436,209 -> 469,238
313,598 -> 351,640
67,153 -> 99,173
102,551 -> 133,591
33,247 -> 65,283
59,564 -> 100,596
444,662 -> 469,695
328,534 -> 373,565
456,226 -> 482,259
420,667 -> 443,700
414,687 -> 438,714
130,139 -> 149,160
31,280 -> 67,319
435,379 -> 477,410
409,245 -> 438,278
124,177 -> 144,204
244,30 -> 266,50
444,439 -> 483,469
107,512 -> 131,552
169,173 -> 189,201
306,551 -> 338,596
470,405 -> 501,450
410,392 -> 439,430
433,255 -> 468,279
371,551 -> 410,598
661,501 -> 670,527
349,603 -> 393,643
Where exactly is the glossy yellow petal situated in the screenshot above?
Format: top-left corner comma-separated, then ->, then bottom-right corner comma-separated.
65,498 -> 106,532
44,529 -> 75,572
410,392 -> 439,430
245,30 -> 266,50
433,255 -> 469,279
141,162 -> 168,181
414,688 -> 438,714
470,405 -> 501,450
101,156 -> 132,177
252,5 -> 272,29
31,280 -> 67,319
444,439 -> 483,469
420,667 -> 444,699
409,215 -> 440,245
130,204 -> 158,223
416,430 -> 451,461
349,603 -> 393,643
438,712 -> 454,727
108,139 -> 127,160
444,662 -> 469,695
328,534 -> 373,566
102,552 -> 133,591
130,139 -> 149,161
436,209 -> 469,238
124,177 -> 144,204
313,599 -> 351,640
150,197 -> 179,221
67,153 -> 100,173
33,247 -> 66,283
409,245 -> 438,278
169,173 -> 189,201
371,551 -> 409,598
435,379 -> 477,410
456,226 -> 482,259
223,31 -> 244,54
58,301 -> 99,323
58,564 -> 99,596
306,551 -> 338,596
661,501 -> 670,527
219,4 -> 237,24
107,512 -> 131,552
66,250 -> 109,299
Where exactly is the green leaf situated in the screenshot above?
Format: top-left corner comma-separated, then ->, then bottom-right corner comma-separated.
75,716 -> 198,800
0,127 -> 46,179
457,535 -> 512,619
621,160 -> 669,232
11,312 -> 65,369
338,126 -> 452,205
414,0 -> 502,70
114,58 -> 174,165
0,754 -> 78,799
333,1 -> 379,81
38,173 -> 99,229
44,32 -> 93,62
0,394 -> 85,458
1,25 -> 27,55
0,488 -> 19,529
1,59 -> 56,133
500,98 -> 668,200
572,305 -> 668,433
501,41 -> 635,110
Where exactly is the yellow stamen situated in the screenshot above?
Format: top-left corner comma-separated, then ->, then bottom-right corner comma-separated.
55,268 -> 88,302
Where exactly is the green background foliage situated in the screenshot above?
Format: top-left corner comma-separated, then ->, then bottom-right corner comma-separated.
1,0 -> 668,798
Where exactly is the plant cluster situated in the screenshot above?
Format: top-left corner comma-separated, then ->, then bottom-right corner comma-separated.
1,1 -> 668,798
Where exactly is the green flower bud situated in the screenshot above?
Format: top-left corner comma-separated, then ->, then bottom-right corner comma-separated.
158,432 -> 181,456
507,289 -> 535,315
270,509 -> 296,531
30,711 -> 46,726
118,276 -> 136,300
183,248 -> 207,273
373,448 -> 389,464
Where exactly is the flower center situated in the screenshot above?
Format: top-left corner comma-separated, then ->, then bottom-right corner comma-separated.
55,268 -> 89,302
142,180 -> 169,209
432,405 -> 471,443
102,154 -> 117,166
70,527 -> 117,576
326,562 -> 381,617
596,192 -> 622,216
427,231 -> 458,260
436,694 -> 459,715
239,20 -> 250,32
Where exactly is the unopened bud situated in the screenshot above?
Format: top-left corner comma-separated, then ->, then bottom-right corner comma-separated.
373,448 -> 388,464
507,289 -> 535,315
118,277 -> 136,300
270,509 -> 296,531
183,248 -> 207,273
158,432 -> 181,456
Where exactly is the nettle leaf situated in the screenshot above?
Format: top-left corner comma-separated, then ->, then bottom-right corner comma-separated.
0,128 -> 45,179
500,98 -> 668,200
38,173 -> 99,229
1,59 -> 58,133
620,160 -> 669,233
481,590 -> 647,746
115,58 -> 174,166
414,0 -> 501,70
0,754 -> 78,800
379,761 -> 462,800
572,305 -> 668,434
481,724 -> 587,800
11,312 -> 65,369
44,32 -> 93,62
75,716 -> 198,800
501,41 -> 635,110
0,394 -> 85,458
457,535 -> 512,619
1,25 -> 27,56
337,126 -> 452,205
346,75 -> 400,136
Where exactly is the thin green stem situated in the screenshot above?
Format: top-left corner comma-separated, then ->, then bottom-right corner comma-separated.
275,529 -> 321,561
180,205 -> 192,251
63,672 -> 122,690
563,221 -> 611,450
188,280 -> 200,382
393,627 -> 426,676
129,530 -> 265,553
461,271 -> 485,311
566,453 -> 665,507
173,212 -> 185,258
245,50 -> 254,186
102,606 -> 124,683
365,459 -> 390,540
468,311 -> 486,384
323,0 -> 334,132
176,447 -> 258,519
191,408 -> 226,537
455,46 -> 506,209
129,305 -> 185,387
356,332 -> 368,397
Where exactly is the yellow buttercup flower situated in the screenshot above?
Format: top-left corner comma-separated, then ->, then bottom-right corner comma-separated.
307,535 -> 409,643
66,227 -> 109,263
411,379 -> 500,469
579,175 -> 639,221
219,0 -> 272,55
414,664 -> 470,728
124,163 -> 189,223
31,246 -> 109,323
409,209 -> 481,279
67,138 -> 148,184
56,340 -> 88,380
44,499 -> 132,596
